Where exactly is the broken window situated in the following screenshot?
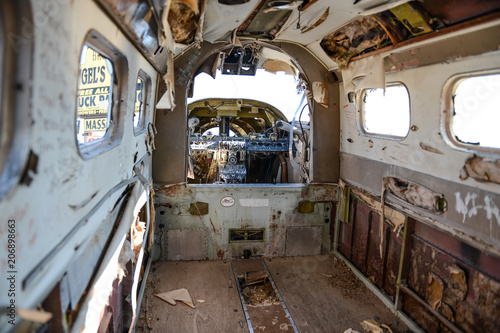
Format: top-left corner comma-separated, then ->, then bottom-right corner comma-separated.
134,71 -> 150,134
360,83 -> 410,138
450,73 -> 500,150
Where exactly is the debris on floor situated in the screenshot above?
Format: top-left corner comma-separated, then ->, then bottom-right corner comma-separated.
344,329 -> 361,333
360,319 -> 394,333
330,258 -> 363,297
237,269 -> 281,307
241,280 -> 279,307
156,288 -> 195,308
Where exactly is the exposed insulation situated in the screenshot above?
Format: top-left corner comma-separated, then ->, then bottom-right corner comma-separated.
320,16 -> 391,68
385,177 -> 447,213
168,0 -> 201,43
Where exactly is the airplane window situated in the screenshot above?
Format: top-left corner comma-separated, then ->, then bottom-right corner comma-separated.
134,77 -> 144,130
76,44 -> 114,146
360,84 -> 410,138
134,71 -> 150,134
451,73 -> 500,150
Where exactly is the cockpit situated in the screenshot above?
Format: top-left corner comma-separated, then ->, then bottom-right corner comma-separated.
187,98 -> 309,184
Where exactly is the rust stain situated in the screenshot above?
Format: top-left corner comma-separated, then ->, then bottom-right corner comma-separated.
300,183 -> 337,202
156,183 -> 193,198
217,248 -> 225,260
426,273 -> 444,310
209,218 -> 221,235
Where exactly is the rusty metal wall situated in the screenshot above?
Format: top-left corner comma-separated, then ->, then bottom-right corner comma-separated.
337,187 -> 500,332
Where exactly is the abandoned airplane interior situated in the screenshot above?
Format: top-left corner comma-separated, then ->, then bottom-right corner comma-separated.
1,0 -> 500,332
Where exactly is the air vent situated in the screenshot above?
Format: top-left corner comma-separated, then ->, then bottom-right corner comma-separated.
230,229 -> 265,242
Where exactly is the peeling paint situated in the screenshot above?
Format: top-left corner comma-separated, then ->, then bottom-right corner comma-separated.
460,155 -> 500,184
385,177 -> 447,213
320,16 -> 391,68
419,142 -> 443,154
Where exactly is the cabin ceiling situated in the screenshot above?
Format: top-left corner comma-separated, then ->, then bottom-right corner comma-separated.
165,0 -> 500,70
95,0 -> 500,72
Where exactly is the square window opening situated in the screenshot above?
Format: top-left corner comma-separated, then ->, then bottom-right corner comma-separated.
449,73 -> 500,151
359,83 -> 410,139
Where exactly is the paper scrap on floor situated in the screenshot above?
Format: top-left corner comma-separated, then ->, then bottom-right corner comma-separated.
156,288 -> 196,309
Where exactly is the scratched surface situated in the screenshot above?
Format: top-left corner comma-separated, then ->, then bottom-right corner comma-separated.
341,153 -> 500,258
155,184 -> 337,260
0,1 -> 163,330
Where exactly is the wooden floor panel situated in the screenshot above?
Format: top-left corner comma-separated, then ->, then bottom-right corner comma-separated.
136,260 -> 248,333
264,255 -> 408,333
137,256 -> 408,332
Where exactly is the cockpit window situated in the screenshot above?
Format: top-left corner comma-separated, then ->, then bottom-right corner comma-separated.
188,69 -> 309,123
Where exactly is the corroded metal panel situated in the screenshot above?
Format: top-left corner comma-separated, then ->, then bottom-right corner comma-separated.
285,227 -> 323,257
403,220 -> 500,332
351,200 -> 371,272
383,229 -> 403,299
365,209 -> 386,289
166,229 -> 207,260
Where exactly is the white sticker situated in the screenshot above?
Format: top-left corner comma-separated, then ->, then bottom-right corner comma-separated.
239,199 -> 269,207
221,196 -> 235,207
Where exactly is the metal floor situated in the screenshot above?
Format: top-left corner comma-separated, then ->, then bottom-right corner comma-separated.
136,255 -> 409,333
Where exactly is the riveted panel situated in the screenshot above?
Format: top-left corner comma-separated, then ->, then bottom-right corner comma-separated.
166,229 -> 207,260
285,227 -> 323,256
